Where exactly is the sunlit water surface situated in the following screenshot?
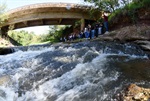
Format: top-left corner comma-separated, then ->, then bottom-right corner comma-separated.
0,41 -> 149,101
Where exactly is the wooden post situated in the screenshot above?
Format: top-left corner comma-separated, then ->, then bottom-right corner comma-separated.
81,18 -> 85,31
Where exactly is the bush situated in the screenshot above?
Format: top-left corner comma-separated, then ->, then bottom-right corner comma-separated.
8,30 -> 41,46
108,0 -> 149,26
128,2 -> 142,10
142,0 -> 150,7
108,8 -> 123,22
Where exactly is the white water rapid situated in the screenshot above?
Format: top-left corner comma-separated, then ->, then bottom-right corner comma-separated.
0,41 -> 149,101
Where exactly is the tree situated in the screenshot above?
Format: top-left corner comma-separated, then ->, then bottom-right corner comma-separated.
0,2 -> 7,26
85,0 -> 120,12
103,0 -> 119,12
120,0 -> 131,6
8,30 -> 40,46
48,25 -> 66,38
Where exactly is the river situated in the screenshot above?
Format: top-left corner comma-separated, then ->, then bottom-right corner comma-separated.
0,40 -> 150,101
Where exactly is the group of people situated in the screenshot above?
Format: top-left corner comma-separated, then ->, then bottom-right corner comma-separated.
78,23 -> 102,40
60,12 -> 109,42
82,12 -> 109,39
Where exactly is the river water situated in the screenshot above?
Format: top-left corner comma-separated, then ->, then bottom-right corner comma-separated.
0,41 -> 150,101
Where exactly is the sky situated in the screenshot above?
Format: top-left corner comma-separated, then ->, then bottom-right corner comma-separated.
1,0 -> 84,35
5,0 -> 84,10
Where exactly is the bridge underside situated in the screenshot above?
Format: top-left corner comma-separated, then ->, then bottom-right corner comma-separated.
12,18 -> 80,29
0,3 -> 101,37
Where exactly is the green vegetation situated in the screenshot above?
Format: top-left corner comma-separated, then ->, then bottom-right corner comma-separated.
86,0 -> 149,24
108,0 -> 150,25
0,2 -> 7,26
86,0 -> 119,12
8,30 -> 41,46
7,25 -> 73,46
39,25 -> 72,43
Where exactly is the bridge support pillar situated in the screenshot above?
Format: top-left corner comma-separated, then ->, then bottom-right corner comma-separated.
0,27 -> 8,38
81,18 -> 85,31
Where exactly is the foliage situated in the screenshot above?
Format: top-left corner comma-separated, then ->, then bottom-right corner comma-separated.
6,25 -> 73,46
0,2 -> 8,26
108,8 -> 122,22
39,25 -> 72,43
120,0 -> 131,7
62,26 -> 73,37
131,0 -> 150,7
8,30 -> 41,46
86,0 -> 120,12
86,0 -> 149,25
88,8 -> 102,20
108,0 -> 149,25
141,0 -> 150,7
0,3 -> 6,14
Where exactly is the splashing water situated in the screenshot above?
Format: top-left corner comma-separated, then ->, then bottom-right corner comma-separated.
0,41 -> 149,101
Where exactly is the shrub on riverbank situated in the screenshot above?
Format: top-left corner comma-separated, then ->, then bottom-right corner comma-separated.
8,30 -> 41,46
109,0 -> 150,30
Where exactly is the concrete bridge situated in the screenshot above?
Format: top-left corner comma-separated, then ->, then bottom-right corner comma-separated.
0,3 -> 101,36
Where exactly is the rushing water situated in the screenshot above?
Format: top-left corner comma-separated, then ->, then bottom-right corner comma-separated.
0,41 -> 150,101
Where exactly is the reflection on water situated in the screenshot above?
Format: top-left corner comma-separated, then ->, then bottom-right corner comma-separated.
0,41 -> 149,101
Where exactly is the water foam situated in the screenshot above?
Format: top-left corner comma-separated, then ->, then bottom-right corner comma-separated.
12,54 -> 119,101
0,42 -> 149,101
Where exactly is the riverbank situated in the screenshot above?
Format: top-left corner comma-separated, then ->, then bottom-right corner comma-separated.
66,24 -> 150,100
99,24 -> 150,55
100,24 -> 150,42
0,37 -> 14,47
98,24 -> 150,100
1,24 -> 150,46
67,24 -> 150,55
1,24 -> 150,55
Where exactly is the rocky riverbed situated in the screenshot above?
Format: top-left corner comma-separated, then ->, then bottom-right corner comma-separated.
118,84 -> 150,101
101,24 -> 150,101
96,24 -> 150,57
68,24 -> 150,101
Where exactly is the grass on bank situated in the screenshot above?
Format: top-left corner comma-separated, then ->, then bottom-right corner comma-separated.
109,0 -> 150,24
